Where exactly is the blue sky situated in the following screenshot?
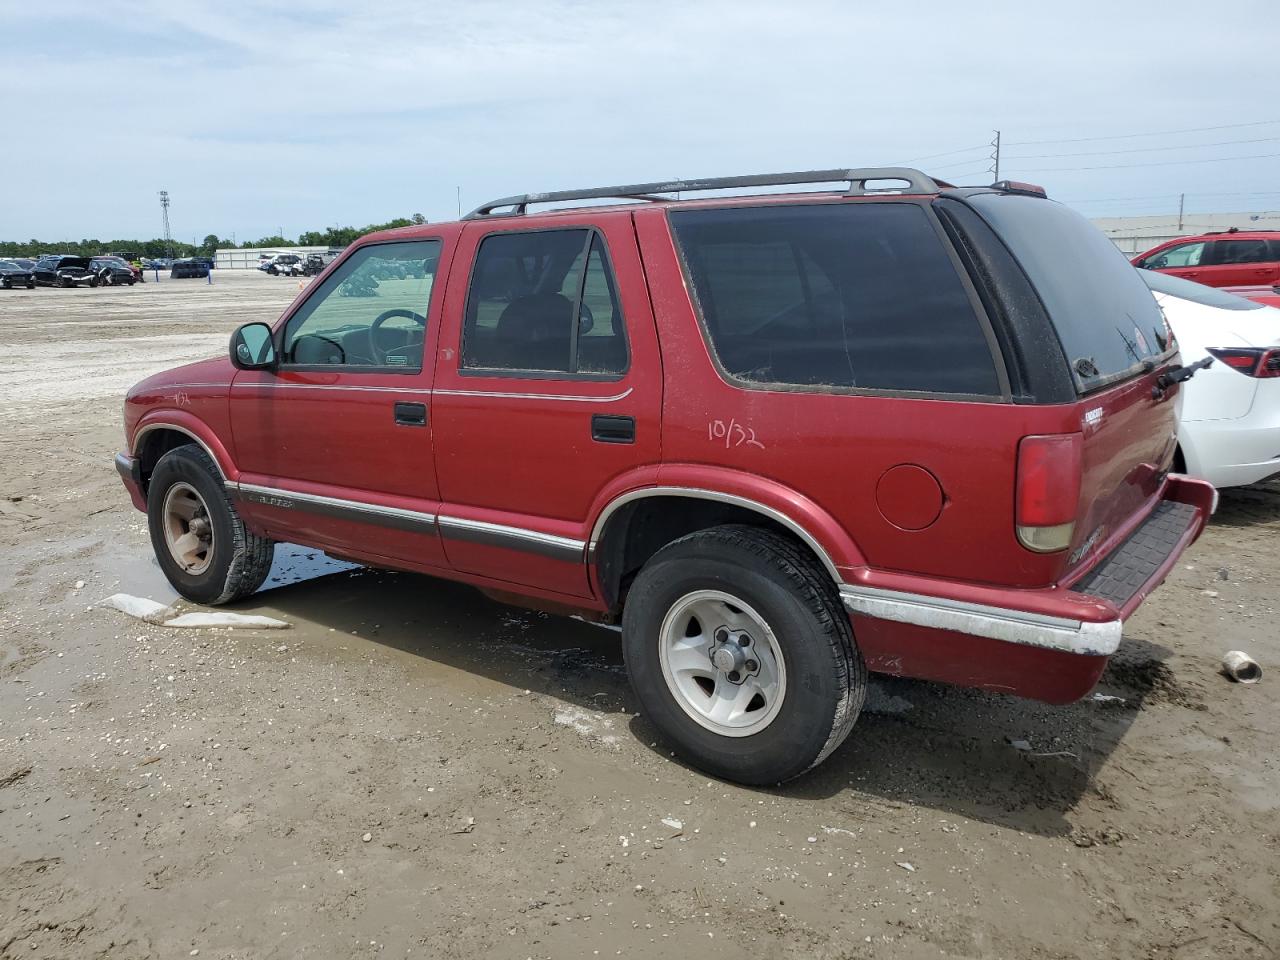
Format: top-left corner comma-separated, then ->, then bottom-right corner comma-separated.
3,0 -> 1279,241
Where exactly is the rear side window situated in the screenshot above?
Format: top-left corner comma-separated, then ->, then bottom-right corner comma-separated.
462,230 -> 628,377
967,194 -> 1173,391
1210,239 -> 1271,265
669,203 -> 1000,396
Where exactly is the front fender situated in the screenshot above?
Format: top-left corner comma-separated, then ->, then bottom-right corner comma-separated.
132,410 -> 239,483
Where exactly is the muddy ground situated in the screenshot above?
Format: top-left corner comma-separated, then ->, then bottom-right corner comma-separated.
0,270 -> 1276,959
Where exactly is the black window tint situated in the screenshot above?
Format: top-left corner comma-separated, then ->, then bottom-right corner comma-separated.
966,194 -> 1173,391
669,203 -> 999,396
463,229 -> 627,376
1212,239 -> 1270,265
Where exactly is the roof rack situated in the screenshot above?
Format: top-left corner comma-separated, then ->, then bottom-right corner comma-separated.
463,167 -> 942,219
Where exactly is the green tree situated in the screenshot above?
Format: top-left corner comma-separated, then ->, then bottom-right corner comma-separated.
201,234 -> 221,255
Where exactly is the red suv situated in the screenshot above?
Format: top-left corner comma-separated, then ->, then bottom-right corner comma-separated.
1133,228 -> 1280,288
115,168 -> 1216,784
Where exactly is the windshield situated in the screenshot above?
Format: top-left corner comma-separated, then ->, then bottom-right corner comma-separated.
0,261 -> 19,270
966,193 -> 1174,392
1138,268 -> 1264,311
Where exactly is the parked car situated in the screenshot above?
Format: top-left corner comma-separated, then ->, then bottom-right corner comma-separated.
1133,229 -> 1280,288
33,255 -> 97,287
7,257 -> 36,271
1224,285 -> 1280,309
260,254 -> 305,276
300,253 -> 337,276
115,168 -> 1216,784
170,258 -> 209,279
89,256 -> 137,286
192,256 -> 215,270
1140,270 -> 1280,488
0,259 -> 35,289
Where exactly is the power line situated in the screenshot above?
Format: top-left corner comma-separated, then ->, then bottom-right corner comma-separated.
1008,135 -> 1280,160
893,143 -> 988,164
1017,151 -> 1280,173
1006,119 -> 1280,146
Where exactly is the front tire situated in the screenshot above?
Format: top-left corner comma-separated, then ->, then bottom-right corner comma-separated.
147,445 -> 275,605
622,525 -> 865,785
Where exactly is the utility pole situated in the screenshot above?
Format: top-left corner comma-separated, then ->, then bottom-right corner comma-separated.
158,190 -> 172,259
989,130 -> 1001,183
1178,193 -> 1185,232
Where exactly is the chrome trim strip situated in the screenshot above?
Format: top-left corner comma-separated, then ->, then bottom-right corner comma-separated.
437,515 -> 586,563
433,386 -> 633,403
231,481 -> 437,533
839,584 -> 1122,656
132,423 -> 226,480
226,480 -> 584,559
232,382 -> 429,394
588,486 -> 841,581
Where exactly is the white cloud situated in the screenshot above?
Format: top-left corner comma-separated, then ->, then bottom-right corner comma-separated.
3,0 -> 1277,239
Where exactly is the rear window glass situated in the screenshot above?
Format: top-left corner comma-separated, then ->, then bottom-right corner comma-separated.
669,203 -> 1000,396
967,194 -> 1173,391
1139,269 -> 1263,311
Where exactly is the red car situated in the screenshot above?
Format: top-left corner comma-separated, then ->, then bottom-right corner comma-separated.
1133,228 -> 1280,288
115,168 -> 1215,784
1223,284 -> 1280,308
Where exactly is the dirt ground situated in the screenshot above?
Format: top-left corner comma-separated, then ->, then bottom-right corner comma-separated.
0,270 -> 1276,960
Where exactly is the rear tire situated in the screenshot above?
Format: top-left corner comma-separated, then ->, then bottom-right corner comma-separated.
622,524 -> 865,785
147,445 -> 275,605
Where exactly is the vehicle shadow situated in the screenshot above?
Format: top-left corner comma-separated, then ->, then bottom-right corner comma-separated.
1208,479 -> 1280,528
240,564 -> 1176,839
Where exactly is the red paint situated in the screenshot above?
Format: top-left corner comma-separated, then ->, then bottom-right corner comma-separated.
1223,284 -> 1280,308
854,616 -> 1108,704
875,464 -> 944,531
118,188 -> 1216,707
1133,231 -> 1280,288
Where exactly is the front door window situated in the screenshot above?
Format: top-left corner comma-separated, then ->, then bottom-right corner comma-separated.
282,240 -> 442,370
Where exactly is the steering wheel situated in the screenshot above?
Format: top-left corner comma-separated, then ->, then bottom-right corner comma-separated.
369,308 -> 426,365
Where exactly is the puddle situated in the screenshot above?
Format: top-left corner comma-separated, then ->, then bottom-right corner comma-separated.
107,542 -> 359,607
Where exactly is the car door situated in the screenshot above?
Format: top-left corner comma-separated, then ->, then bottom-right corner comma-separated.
1203,237 -> 1277,288
33,258 -> 54,285
228,234 -> 455,570
1139,240 -> 1208,282
431,213 -> 662,599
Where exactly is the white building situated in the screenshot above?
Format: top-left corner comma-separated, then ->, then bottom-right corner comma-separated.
215,245 -> 339,270
1088,210 -> 1280,256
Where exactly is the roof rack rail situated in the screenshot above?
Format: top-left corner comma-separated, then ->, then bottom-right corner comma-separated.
463,167 -> 941,219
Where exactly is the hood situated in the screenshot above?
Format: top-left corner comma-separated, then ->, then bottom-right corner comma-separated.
127,356 -> 234,398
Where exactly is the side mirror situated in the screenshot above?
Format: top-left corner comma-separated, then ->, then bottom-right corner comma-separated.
230,322 -> 277,370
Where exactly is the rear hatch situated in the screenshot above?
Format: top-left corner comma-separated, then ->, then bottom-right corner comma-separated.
964,193 -> 1183,576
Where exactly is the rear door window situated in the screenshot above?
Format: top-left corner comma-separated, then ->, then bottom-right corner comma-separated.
462,229 -> 628,377
1209,238 -> 1271,265
668,202 -> 1000,396
965,194 -> 1174,391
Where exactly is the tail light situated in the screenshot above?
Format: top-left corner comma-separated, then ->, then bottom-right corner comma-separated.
1206,347 -> 1280,378
1016,433 -> 1083,552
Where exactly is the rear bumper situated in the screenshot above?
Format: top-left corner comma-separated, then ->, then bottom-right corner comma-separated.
840,474 -> 1216,701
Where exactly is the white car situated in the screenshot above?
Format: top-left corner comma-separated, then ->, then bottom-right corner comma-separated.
1141,269 -> 1280,488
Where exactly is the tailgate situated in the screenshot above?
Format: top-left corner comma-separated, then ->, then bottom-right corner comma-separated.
1065,367 -> 1179,574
